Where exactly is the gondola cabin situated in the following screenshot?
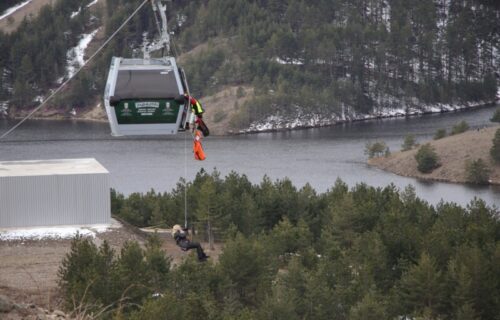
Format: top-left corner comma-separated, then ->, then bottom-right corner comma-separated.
104,57 -> 188,136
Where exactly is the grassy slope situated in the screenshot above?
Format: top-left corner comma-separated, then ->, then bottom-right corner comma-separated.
368,125 -> 500,185
0,0 -> 56,33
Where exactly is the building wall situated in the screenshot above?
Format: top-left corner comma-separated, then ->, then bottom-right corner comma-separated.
0,173 -> 110,228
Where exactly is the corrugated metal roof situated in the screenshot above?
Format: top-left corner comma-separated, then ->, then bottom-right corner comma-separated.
0,158 -> 109,177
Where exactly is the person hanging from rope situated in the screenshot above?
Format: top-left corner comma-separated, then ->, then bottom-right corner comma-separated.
184,94 -> 209,136
185,94 -> 204,118
171,224 -> 209,261
193,123 -> 206,161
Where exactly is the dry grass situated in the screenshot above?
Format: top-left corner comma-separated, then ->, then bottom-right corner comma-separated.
0,221 -> 222,312
202,85 -> 254,135
0,0 -> 57,33
368,125 -> 500,184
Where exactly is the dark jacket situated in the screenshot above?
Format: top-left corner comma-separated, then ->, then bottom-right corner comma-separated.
173,229 -> 190,248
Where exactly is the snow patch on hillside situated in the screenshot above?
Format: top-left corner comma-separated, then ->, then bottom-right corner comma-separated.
66,28 -> 100,79
177,13 -> 187,27
275,57 -> 304,65
86,0 -> 99,8
0,101 -> 8,116
0,224 -> 111,241
71,0 -> 100,19
0,0 -> 32,21
242,93 -> 498,134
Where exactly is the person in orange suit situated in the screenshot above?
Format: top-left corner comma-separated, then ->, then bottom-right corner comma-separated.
193,126 -> 206,161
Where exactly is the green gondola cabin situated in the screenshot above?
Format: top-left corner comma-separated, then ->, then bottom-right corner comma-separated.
104,56 -> 189,136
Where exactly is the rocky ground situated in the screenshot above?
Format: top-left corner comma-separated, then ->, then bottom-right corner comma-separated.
368,125 -> 500,185
0,294 -> 70,320
0,219 -> 221,319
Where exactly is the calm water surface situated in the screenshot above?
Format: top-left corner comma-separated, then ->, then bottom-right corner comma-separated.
1,106 -> 499,208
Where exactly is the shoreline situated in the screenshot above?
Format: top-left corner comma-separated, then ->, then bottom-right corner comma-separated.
367,125 -> 500,187
6,116 -> 109,123
238,100 -> 499,135
369,163 -> 500,187
2,99 -> 498,136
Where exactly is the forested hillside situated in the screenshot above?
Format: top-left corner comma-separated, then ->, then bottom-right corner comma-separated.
1,0 -> 499,129
58,170 -> 500,319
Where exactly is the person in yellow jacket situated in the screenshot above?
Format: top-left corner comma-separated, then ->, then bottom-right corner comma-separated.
184,94 -> 209,136
185,94 -> 204,118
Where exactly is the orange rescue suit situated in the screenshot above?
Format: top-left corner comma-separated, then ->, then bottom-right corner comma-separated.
193,129 -> 206,161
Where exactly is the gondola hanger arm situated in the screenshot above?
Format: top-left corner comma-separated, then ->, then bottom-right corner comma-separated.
143,0 -> 171,59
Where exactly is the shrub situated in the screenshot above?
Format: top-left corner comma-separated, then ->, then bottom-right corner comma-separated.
236,86 -> 246,98
58,235 -> 117,310
59,234 -> 170,314
434,128 -> 447,140
465,158 -> 491,184
401,134 -> 417,151
450,120 -> 469,135
384,147 -> 391,157
415,144 -> 440,173
365,141 -> 388,158
491,108 -> 500,123
491,129 -> 500,163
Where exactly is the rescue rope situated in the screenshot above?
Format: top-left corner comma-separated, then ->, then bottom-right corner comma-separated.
0,0 -> 150,140
164,26 -> 192,229
180,67 -> 192,229
184,122 -> 188,229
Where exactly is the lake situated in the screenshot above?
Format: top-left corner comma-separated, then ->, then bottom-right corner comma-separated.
1,106 -> 499,208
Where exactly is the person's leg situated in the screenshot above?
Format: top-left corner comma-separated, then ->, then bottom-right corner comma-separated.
185,242 -> 207,260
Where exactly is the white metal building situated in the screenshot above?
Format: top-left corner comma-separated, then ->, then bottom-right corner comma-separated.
0,158 -> 110,228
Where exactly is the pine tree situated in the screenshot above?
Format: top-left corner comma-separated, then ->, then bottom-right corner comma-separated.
415,143 -> 440,173
451,121 -> 469,135
434,128 -> 447,140
365,141 -> 388,158
12,55 -> 35,107
490,108 -> 500,123
397,252 -> 447,317
402,134 -> 417,151
491,129 -> 500,163
144,234 -> 170,291
349,290 -> 388,320
197,177 -> 218,250
465,158 -> 491,184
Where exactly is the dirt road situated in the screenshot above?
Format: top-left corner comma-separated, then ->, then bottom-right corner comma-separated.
0,221 -> 221,312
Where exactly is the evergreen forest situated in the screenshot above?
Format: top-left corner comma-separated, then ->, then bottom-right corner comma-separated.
1,0 -> 499,128
59,170 -> 500,319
